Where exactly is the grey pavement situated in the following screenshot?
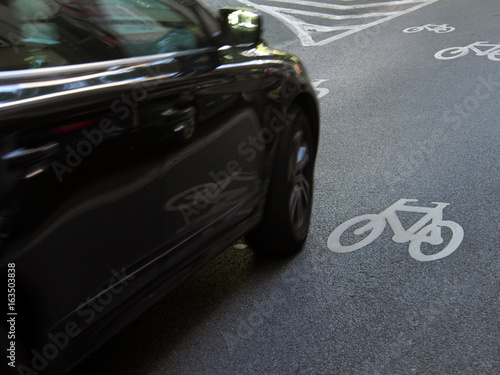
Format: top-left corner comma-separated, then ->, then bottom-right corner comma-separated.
71,1 -> 500,374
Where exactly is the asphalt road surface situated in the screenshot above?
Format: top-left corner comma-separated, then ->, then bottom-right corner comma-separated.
71,1 -> 500,374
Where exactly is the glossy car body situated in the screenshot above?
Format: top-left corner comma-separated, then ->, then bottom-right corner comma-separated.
0,1 -> 319,374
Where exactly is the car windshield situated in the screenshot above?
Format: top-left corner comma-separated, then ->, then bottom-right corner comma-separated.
0,0 -> 210,71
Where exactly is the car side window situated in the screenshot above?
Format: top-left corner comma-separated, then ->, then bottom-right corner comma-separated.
0,0 -> 211,71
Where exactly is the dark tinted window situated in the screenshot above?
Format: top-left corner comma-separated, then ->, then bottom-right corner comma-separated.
0,0 -> 211,71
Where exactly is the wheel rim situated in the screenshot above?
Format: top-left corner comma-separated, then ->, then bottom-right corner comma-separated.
288,129 -> 312,232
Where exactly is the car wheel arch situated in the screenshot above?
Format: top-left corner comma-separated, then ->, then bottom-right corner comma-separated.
289,92 -> 320,150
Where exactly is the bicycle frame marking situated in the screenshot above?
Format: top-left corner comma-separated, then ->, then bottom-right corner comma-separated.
360,199 -> 446,243
327,199 -> 464,262
435,41 -> 500,61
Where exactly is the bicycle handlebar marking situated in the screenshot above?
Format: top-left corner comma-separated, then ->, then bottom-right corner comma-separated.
327,199 -> 464,262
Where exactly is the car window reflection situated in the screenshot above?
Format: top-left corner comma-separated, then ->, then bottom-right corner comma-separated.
0,0 -> 210,71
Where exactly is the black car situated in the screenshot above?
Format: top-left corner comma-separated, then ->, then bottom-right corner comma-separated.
0,1 -> 319,374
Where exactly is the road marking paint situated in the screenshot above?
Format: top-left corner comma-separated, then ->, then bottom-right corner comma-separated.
327,199 -> 464,262
238,0 -> 442,46
403,24 -> 455,33
239,0 -> 317,46
266,0 -> 431,11
312,79 -> 330,99
272,7 -> 399,21
435,41 -> 500,61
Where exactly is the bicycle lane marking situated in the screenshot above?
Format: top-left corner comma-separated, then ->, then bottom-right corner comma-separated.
403,24 -> 455,33
435,41 -> 500,61
237,0 -> 443,46
327,199 -> 464,262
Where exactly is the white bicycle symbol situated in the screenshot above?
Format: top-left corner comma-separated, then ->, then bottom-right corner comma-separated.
327,199 -> 464,262
435,41 -> 500,61
404,24 -> 455,34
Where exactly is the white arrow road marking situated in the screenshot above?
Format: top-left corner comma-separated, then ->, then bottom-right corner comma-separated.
312,79 -> 330,99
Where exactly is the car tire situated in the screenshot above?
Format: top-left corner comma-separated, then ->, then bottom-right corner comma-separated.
247,106 -> 316,256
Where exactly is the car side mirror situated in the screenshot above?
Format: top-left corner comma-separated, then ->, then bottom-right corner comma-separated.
219,8 -> 262,47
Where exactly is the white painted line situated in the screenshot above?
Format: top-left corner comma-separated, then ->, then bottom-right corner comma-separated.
259,11 -> 356,32
274,7 -> 399,21
238,0 -> 443,46
316,0 -> 440,46
297,23 -> 356,33
238,0 -> 317,45
266,0 -> 429,11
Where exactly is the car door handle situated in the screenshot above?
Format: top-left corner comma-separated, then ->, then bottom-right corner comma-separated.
161,106 -> 196,123
161,106 -> 196,139
2,142 -> 60,167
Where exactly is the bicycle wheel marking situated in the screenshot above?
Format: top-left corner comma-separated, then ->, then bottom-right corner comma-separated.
327,199 -> 464,262
435,41 -> 500,61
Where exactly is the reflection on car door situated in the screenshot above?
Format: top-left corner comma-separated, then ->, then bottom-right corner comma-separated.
0,49 -> 265,359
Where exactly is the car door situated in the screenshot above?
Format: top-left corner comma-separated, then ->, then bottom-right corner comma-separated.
0,0 -> 265,361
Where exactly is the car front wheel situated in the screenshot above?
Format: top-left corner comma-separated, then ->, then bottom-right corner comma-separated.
247,106 -> 316,256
